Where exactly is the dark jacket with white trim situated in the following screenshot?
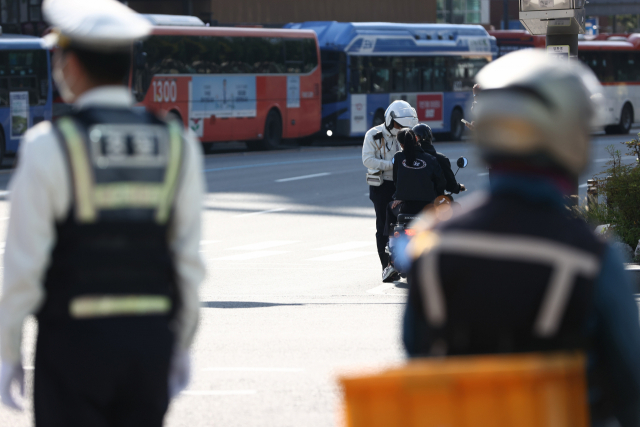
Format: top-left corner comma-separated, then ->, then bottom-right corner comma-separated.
403,175 -> 640,427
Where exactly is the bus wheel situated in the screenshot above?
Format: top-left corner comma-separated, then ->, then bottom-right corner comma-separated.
618,104 -> 633,134
448,108 -> 464,141
262,110 -> 282,150
372,110 -> 385,127
606,104 -> 634,135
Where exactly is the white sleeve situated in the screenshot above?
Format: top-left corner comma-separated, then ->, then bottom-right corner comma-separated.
362,132 -> 393,172
0,123 -> 69,365
169,129 -> 205,352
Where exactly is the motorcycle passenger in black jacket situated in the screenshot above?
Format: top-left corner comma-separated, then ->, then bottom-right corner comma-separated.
384,129 -> 446,237
423,144 -> 463,194
413,124 -> 464,194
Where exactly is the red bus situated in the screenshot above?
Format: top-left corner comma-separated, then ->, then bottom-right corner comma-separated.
578,34 -> 640,134
489,30 -> 639,134
489,30 -> 544,57
130,16 -> 321,150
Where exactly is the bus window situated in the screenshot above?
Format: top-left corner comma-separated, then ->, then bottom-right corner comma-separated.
321,51 -> 347,104
614,52 -> 639,82
449,57 -> 489,91
432,57 -> 447,92
370,56 -> 390,93
349,56 -> 369,94
0,50 -> 49,107
284,39 -> 304,73
391,57 -> 403,92
302,38 -> 318,73
404,58 -> 420,92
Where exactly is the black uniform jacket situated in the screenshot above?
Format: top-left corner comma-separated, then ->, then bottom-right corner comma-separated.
424,144 -> 462,194
392,148 -> 446,202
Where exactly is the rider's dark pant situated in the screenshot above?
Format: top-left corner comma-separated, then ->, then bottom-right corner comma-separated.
369,180 -> 395,269
384,200 -> 431,237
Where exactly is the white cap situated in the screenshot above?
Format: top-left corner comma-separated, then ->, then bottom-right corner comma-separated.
42,0 -> 152,52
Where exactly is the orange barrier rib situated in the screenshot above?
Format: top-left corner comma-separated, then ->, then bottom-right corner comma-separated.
339,352 -> 588,427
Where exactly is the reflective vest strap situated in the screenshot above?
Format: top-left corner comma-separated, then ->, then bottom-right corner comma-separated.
69,295 -> 172,318
155,120 -> 183,224
57,117 -> 97,223
93,183 -> 164,209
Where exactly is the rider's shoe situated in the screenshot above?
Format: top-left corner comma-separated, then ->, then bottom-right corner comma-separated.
382,265 -> 400,283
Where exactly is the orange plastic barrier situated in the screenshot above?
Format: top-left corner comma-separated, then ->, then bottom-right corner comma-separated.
339,352 -> 588,427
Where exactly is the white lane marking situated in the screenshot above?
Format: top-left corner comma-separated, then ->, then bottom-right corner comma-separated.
275,172 -> 331,183
213,251 -> 288,261
204,367 -> 304,372
579,183 -> 588,188
235,208 -> 287,218
594,156 -> 637,163
23,366 -> 34,370
228,241 -> 298,251
477,172 -> 489,176
315,241 -> 371,251
307,251 -> 376,261
367,283 -> 395,295
182,390 -> 257,396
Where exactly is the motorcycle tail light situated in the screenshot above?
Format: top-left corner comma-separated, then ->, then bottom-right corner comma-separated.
405,229 -> 417,237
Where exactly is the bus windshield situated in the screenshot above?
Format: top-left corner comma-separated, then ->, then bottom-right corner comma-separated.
0,36 -> 52,161
0,49 -> 49,108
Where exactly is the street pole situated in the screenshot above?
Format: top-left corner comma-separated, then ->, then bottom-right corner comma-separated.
520,0 -> 586,202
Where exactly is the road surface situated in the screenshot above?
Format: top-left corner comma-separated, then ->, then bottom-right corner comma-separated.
0,129 -> 637,426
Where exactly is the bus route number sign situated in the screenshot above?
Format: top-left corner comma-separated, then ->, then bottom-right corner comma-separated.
417,93 -> 443,122
152,79 -> 178,103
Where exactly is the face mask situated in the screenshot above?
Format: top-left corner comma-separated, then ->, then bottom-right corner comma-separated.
53,54 -> 76,104
389,127 -> 400,136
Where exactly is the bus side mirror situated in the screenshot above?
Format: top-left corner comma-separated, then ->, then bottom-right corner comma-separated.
457,157 -> 468,168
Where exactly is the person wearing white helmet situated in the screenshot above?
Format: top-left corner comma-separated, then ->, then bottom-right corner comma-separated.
0,0 -> 205,424
402,50 -> 640,426
363,100 -> 418,281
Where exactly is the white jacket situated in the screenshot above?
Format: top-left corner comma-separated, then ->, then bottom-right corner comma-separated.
0,86 -> 206,365
361,124 -> 400,182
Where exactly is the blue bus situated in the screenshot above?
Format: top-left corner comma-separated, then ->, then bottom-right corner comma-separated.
285,22 -> 497,140
0,32 -> 52,163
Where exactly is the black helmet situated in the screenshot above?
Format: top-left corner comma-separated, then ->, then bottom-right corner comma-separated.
412,123 -> 433,145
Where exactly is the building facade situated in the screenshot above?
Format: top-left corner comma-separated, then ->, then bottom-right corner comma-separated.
126,0 -> 437,26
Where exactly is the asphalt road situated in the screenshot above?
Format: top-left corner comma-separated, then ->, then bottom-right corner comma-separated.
0,129 -> 638,426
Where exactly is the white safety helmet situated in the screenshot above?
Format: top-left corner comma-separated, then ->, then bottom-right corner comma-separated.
473,49 -> 604,176
384,100 -> 418,135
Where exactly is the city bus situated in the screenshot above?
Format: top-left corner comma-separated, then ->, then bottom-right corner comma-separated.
579,34 -> 640,134
285,22 -> 497,141
0,30 -> 52,164
131,15 -> 321,150
490,30 -> 639,134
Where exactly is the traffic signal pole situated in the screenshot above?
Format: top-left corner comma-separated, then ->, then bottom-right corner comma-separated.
520,1 -> 585,201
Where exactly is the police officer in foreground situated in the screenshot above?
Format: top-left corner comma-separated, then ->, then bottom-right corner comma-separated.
0,0 -> 205,425
363,100 -> 418,282
403,50 -> 640,426
412,124 -> 466,195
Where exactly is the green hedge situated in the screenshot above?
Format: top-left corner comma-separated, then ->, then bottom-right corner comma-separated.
572,134 -> 640,261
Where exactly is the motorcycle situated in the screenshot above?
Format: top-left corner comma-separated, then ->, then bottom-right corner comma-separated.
386,156 -> 469,278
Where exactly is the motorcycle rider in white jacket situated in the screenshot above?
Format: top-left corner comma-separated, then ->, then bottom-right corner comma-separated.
362,100 -> 418,282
